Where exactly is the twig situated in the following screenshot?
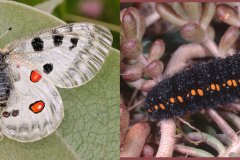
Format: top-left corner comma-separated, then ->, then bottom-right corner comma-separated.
137,54 -> 148,66
218,111 -> 240,130
223,135 -> 240,157
164,43 -> 210,76
128,98 -> 145,111
128,79 -> 145,90
177,117 -> 204,145
207,109 -> 238,145
174,144 -> 214,157
230,103 -> 240,112
202,35 -> 220,57
186,132 -> 226,156
145,11 -> 160,27
128,89 -> 139,107
156,119 -> 176,157
215,134 -> 232,146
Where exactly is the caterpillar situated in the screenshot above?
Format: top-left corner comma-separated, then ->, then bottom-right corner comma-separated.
145,53 -> 240,119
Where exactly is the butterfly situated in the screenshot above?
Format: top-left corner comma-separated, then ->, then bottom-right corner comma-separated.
0,23 -> 112,142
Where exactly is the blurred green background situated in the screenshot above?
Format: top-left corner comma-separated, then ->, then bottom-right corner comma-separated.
16,0 -> 120,49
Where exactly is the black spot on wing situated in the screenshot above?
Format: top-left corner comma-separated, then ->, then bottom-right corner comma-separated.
43,63 -> 53,74
51,29 -> 58,34
68,24 -> 73,32
69,38 -> 78,50
31,37 -> 44,51
52,34 -> 64,47
0,103 -> 7,107
12,110 -> 19,117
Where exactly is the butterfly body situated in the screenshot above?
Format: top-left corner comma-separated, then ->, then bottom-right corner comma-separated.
0,66 -> 10,107
0,23 -> 112,142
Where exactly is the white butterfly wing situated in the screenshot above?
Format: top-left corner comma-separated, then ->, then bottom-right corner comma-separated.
1,61 -> 63,142
5,23 -> 112,88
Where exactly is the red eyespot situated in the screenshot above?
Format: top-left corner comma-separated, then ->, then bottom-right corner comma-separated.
29,101 -> 45,114
30,70 -> 42,83
2,111 -> 10,118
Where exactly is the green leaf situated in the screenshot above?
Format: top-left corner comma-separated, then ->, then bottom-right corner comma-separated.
14,0 -> 46,6
0,1 -> 64,48
35,0 -> 64,14
0,1 -> 119,160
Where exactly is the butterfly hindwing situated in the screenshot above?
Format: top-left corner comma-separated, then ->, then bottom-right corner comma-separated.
1,61 -> 63,142
5,23 -> 113,88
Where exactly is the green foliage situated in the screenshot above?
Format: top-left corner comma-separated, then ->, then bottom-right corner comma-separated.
15,0 -> 46,6
0,1 -> 119,159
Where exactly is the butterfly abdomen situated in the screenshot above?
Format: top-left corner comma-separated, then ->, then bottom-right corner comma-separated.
145,53 -> 240,119
0,68 -> 10,107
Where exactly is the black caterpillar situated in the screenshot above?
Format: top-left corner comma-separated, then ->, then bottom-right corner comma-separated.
145,53 -> 240,119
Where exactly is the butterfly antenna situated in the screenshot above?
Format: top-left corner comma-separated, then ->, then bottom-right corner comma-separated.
0,27 -> 12,39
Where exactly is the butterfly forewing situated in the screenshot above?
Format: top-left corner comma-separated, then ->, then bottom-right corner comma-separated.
5,23 -> 113,88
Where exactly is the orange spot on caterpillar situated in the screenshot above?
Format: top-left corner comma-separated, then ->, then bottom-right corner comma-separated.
210,84 -> 215,90
160,104 -> 165,110
227,80 -> 232,86
197,89 -> 204,96
232,80 -> 237,87
207,88 -> 209,91
169,98 -> 175,103
177,96 -> 183,102
216,84 -> 220,91
191,90 -> 196,96
29,101 -> 45,114
187,94 -> 190,98
154,105 -> 158,110
30,70 -> 42,83
223,83 -> 226,87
